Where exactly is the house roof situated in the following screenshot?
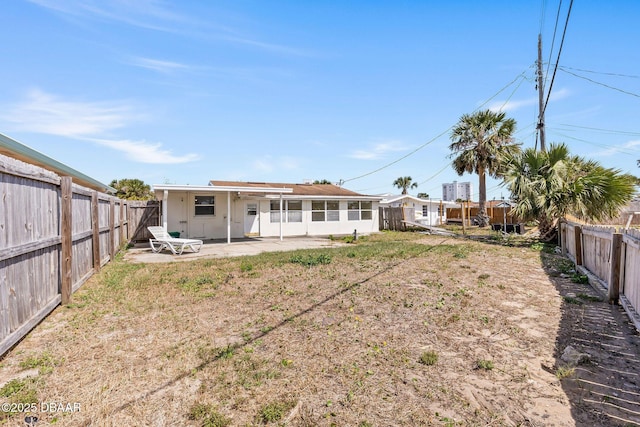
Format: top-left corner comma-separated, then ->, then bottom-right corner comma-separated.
0,132 -> 115,193
209,180 -> 379,199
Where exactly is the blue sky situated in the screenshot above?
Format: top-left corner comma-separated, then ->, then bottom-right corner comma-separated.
1,0 -> 639,200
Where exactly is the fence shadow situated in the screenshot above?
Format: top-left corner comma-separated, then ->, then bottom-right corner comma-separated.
540,250 -> 640,426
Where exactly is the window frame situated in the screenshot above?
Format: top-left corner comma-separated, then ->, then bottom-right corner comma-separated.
194,195 -> 215,216
270,200 -> 303,223
312,200 -> 340,222
348,200 -> 373,221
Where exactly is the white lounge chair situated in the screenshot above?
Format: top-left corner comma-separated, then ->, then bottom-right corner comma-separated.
147,226 -> 203,255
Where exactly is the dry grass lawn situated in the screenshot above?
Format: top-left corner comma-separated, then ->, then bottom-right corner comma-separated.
1,231 -> 639,426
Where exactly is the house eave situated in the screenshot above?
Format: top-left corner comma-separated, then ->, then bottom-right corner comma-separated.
0,132 -> 116,193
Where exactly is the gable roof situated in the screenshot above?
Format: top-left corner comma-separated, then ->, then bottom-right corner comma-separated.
209,180 -> 377,198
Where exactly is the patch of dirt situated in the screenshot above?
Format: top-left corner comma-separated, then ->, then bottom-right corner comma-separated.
0,234 -> 639,426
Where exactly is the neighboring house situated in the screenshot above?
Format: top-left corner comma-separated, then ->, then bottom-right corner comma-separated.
152,180 -> 383,241
379,194 -> 458,226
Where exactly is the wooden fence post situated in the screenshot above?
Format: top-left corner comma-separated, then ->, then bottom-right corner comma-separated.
91,192 -> 100,272
109,198 -> 115,261
574,225 -> 583,266
61,176 -> 72,305
461,202 -> 466,235
608,233 -> 623,303
120,200 -> 126,245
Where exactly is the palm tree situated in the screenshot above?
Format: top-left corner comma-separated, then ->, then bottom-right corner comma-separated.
110,178 -> 154,200
503,143 -> 637,241
393,176 -> 418,195
449,109 -> 520,227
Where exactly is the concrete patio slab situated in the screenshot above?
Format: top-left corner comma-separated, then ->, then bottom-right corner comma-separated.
124,236 -> 347,263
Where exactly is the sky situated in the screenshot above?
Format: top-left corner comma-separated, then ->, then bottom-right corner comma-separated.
1,0 -> 639,201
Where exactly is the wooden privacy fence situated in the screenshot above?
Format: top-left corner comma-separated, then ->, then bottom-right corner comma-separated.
0,155 -> 158,356
379,207 -> 415,231
128,200 -> 160,242
560,220 -> 640,331
446,206 -> 521,225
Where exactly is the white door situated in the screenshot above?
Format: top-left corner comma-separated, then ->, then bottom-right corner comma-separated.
244,202 -> 259,235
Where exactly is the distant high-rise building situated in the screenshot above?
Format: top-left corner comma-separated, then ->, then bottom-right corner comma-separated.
442,181 -> 472,201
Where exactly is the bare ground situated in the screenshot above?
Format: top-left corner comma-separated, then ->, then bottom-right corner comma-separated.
1,232 -> 639,426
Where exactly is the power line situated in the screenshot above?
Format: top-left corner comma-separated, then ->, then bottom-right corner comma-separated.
548,130 -> 640,155
558,65 -> 640,79
539,0 -> 547,34
555,123 -> 640,136
340,69 -> 531,184
544,0 -> 563,85
418,162 -> 450,186
558,68 -> 640,98
543,0 -> 574,115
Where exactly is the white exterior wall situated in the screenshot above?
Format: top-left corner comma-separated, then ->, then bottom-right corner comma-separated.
164,193 -> 380,239
381,196 -> 451,226
258,200 -> 379,237
164,191 -> 240,239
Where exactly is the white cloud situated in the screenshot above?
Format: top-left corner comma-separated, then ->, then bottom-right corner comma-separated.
1,89 -> 199,164
3,89 -> 135,137
26,0 -> 190,33
589,140 -> 640,157
27,0 -> 313,57
89,138 -> 200,164
128,57 -> 191,74
349,141 -> 409,160
488,88 -> 570,113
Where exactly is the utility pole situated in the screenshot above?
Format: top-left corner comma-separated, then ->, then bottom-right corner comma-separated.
537,34 -> 546,151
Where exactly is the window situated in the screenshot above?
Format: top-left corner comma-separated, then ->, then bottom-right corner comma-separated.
312,201 -> 325,222
422,205 -> 429,217
194,195 -> 215,216
247,203 -> 257,216
361,201 -> 372,220
287,200 -> 302,222
312,200 -> 340,222
270,200 -> 303,223
348,201 -> 360,221
348,201 -> 372,221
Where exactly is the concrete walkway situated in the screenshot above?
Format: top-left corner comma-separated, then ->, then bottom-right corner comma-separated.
124,236 -> 346,263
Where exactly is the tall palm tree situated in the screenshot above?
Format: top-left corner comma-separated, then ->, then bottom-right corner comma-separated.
393,176 -> 418,195
449,109 -> 520,227
503,143 -> 637,241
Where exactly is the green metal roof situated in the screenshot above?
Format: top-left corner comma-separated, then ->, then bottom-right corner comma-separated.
0,132 -> 115,193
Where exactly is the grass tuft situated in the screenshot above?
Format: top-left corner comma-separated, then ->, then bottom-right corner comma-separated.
289,253 -> 332,267
419,350 -> 438,366
476,359 -> 494,371
256,400 -> 296,424
188,402 -> 231,427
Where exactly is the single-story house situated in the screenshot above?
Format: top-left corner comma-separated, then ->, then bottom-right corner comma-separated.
379,194 -> 459,226
153,180 -> 383,242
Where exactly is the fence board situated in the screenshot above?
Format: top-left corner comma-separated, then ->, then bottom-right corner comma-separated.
0,246 -> 60,345
621,229 -> 640,329
128,201 -> 159,242
581,226 -> 613,288
0,173 -> 60,249
561,222 -> 577,262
